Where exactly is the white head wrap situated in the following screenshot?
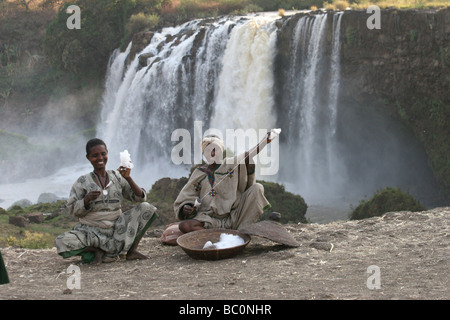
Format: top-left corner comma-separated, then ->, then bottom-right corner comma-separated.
201,135 -> 225,164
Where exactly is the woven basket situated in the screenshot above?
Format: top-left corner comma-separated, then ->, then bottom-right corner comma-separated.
177,228 -> 251,260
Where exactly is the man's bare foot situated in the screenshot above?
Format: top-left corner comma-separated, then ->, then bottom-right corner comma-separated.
126,250 -> 149,260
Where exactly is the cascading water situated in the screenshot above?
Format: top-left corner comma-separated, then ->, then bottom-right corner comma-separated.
281,12 -> 346,202
210,17 -> 277,134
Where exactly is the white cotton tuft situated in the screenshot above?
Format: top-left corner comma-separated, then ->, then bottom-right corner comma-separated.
269,128 -> 281,140
203,241 -> 215,249
120,150 -> 134,169
202,233 -> 245,250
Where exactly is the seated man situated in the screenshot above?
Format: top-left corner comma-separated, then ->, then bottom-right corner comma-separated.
173,132 -> 274,234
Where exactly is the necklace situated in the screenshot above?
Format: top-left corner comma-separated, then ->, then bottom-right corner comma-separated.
92,171 -> 110,196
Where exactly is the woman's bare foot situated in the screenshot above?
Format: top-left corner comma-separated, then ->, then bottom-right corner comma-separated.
126,250 -> 149,260
92,248 -> 105,266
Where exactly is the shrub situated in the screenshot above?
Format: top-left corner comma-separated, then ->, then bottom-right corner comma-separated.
258,180 -> 308,224
244,4 -> 263,13
147,177 -> 189,225
7,205 -> 25,216
333,0 -> 349,10
349,187 -> 426,220
324,0 -> 349,10
5,231 -> 55,249
127,12 -> 160,35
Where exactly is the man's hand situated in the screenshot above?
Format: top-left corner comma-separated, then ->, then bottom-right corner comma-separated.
266,131 -> 273,144
180,204 -> 196,220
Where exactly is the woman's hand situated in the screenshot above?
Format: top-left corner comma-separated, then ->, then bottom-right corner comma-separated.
84,190 -> 101,209
118,166 -> 145,198
118,166 -> 131,179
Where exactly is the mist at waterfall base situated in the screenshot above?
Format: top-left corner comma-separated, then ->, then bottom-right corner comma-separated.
0,86 -> 97,210
0,12 -> 445,222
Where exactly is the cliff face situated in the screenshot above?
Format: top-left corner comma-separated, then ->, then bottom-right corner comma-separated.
339,8 -> 448,103
274,8 -> 449,199
274,8 -> 449,109
338,8 -> 449,198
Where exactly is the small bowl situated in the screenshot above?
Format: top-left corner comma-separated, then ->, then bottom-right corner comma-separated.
177,228 -> 251,260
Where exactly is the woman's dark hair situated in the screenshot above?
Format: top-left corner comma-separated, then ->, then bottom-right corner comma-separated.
86,138 -> 107,155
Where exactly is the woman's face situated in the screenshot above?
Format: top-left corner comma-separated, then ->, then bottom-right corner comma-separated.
86,144 -> 108,171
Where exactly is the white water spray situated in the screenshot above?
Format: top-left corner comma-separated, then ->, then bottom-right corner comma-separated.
211,17 -> 278,136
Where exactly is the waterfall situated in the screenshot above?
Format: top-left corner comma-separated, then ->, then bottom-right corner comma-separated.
281,12 -> 345,201
210,17 -> 278,136
328,12 -> 343,134
96,14 -> 282,184
326,12 -> 344,195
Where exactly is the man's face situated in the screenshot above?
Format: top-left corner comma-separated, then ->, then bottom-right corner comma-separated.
203,143 -> 222,164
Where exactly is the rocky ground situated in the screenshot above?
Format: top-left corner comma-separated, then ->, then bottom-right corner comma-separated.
0,207 -> 448,301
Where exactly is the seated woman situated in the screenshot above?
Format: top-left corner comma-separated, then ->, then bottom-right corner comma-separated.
55,138 -> 157,265
0,251 -> 9,285
173,132 -> 273,234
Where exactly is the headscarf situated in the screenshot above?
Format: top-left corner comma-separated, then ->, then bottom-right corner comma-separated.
201,135 -> 225,164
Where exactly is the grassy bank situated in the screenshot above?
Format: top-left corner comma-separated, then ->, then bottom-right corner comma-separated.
0,200 -> 74,248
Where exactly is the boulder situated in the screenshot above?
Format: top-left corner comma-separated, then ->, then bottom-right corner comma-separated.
25,212 -> 44,224
9,216 -> 30,228
10,199 -> 32,208
128,31 -> 154,63
37,193 -> 61,204
138,52 -> 154,68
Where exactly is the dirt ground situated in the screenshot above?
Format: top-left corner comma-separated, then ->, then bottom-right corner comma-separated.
0,207 -> 448,301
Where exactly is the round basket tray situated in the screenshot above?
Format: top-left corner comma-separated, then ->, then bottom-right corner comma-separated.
177,228 -> 251,260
